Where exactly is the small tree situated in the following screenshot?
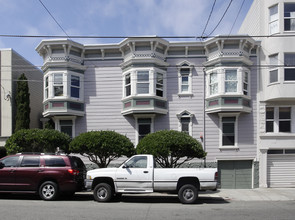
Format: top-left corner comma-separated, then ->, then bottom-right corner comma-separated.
15,73 -> 30,132
5,129 -> 71,154
70,130 -> 135,168
137,130 -> 206,168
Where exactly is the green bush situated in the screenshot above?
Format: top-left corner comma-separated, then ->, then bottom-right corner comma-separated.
70,130 -> 135,168
137,130 -> 206,168
5,129 -> 71,154
0,147 -> 7,158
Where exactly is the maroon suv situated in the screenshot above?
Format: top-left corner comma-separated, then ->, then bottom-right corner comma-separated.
0,153 -> 86,200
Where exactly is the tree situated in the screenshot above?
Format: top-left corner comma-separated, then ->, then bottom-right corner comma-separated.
15,73 -> 30,132
136,130 -> 206,168
70,130 -> 135,168
0,147 -> 7,158
5,129 -> 71,154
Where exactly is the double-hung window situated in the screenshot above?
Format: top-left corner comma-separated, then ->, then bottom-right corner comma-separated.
180,67 -> 190,93
53,73 -> 63,97
209,72 -> 218,95
269,54 -> 279,83
279,107 -> 291,132
221,117 -> 236,146
71,75 -> 80,98
284,53 -> 295,81
60,120 -> 73,138
156,73 -> 163,97
137,71 -> 149,94
138,118 -> 151,141
225,70 -> 238,93
45,76 -> 49,99
284,3 -> 295,31
269,4 -> 279,34
125,73 -> 131,97
243,72 -> 249,95
266,107 -> 275,132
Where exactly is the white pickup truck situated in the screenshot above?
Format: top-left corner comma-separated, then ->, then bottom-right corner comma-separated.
85,154 -> 218,204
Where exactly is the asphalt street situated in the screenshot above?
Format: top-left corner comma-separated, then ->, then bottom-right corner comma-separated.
0,192 -> 295,220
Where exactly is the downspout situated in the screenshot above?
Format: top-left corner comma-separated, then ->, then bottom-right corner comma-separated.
203,67 -> 206,168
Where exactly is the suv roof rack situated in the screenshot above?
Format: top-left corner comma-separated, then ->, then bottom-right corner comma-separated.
16,152 -> 66,155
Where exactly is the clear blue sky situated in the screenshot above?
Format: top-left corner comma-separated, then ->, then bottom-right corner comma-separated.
0,0 -> 253,66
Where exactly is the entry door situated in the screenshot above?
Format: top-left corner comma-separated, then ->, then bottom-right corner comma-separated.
218,160 -> 252,189
115,155 -> 153,193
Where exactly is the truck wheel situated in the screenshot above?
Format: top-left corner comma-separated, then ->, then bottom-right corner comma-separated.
39,181 -> 59,201
178,184 -> 198,204
93,183 -> 113,202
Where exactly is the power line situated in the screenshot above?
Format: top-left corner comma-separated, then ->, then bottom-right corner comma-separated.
207,0 -> 234,37
201,0 -> 217,39
228,0 -> 246,36
38,0 -> 70,39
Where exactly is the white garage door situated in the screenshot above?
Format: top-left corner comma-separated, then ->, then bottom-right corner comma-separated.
267,154 -> 295,188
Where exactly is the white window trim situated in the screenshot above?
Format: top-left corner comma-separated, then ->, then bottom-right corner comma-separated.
134,114 -> 155,145
218,113 -> 240,149
177,110 -> 194,136
177,61 -> 193,96
265,106 -> 294,133
53,116 -> 76,138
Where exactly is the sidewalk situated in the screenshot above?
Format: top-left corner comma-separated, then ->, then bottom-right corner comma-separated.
200,188 -> 295,201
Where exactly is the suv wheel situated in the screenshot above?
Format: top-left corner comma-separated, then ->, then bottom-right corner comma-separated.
93,183 -> 113,202
39,181 -> 59,201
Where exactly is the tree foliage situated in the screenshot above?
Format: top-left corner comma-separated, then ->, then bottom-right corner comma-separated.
5,129 -> 71,154
15,73 -> 31,132
136,130 -> 206,168
70,130 -> 135,168
0,147 -> 7,158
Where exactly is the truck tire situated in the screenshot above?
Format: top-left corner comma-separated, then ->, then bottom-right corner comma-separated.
93,183 -> 113,202
178,184 -> 198,204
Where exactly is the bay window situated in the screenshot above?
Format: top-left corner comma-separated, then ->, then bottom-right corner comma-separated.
266,106 -> 292,133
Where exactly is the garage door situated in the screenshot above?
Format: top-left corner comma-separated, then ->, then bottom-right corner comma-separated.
267,154 -> 295,188
218,160 -> 252,189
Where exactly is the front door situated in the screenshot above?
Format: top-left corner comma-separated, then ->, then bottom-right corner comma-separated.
0,156 -> 20,190
115,155 -> 153,193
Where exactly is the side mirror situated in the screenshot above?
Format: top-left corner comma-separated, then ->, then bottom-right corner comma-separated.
0,162 -> 4,169
122,164 -> 128,169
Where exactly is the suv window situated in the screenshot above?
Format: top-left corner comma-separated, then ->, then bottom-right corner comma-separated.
1,156 -> 19,167
21,156 -> 40,167
70,156 -> 85,169
44,157 -> 66,167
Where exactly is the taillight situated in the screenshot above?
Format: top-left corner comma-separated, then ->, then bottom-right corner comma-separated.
215,172 -> 218,181
68,169 -> 80,175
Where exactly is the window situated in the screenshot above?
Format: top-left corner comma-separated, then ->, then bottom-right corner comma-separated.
243,72 -> 249,95
279,107 -> 291,132
284,3 -> 295,31
138,118 -> 151,141
71,75 -> 80,98
269,54 -> 279,83
125,73 -> 131,97
222,117 -> 236,146
177,111 -> 193,136
225,70 -> 238,93
284,54 -> 295,81
0,156 -> 19,167
125,156 -> 147,168
21,156 -> 40,167
60,120 -> 73,138
266,107 -> 274,132
137,71 -> 149,94
156,73 -> 164,97
181,118 -> 190,134
210,72 -> 218,95
265,106 -> 292,133
53,73 -> 63,96
178,63 -> 192,95
269,4 -> 279,34
45,157 -> 66,167
45,77 -> 49,99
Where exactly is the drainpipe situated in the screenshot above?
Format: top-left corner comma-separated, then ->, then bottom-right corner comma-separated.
203,67 -> 207,168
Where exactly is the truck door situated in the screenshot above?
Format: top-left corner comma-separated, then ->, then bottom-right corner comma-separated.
115,155 -> 153,193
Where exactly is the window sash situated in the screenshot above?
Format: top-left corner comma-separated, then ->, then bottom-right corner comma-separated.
156,73 -> 164,97
137,71 -> 149,94
125,74 -> 131,96
222,117 -> 236,146
210,72 -> 218,95
284,3 -> 295,31
269,5 -> 279,34
225,70 -> 237,93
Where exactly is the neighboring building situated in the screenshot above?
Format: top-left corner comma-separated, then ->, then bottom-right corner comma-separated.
0,49 -> 43,146
239,0 -> 295,188
36,36 -> 260,189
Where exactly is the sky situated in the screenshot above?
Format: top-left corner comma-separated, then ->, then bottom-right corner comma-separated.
0,0 -> 253,67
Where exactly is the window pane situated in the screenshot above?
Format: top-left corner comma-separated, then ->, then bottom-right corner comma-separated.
71,75 -> 80,87
279,121 -> 291,132
266,121 -> 274,132
270,5 -> 278,21
71,87 -> 79,98
182,85 -> 189,92
1,156 -> 19,167
54,86 -> 63,96
222,135 -> 235,146
137,83 -> 149,94
223,123 -> 235,133
210,72 -> 217,83
279,107 -> 291,119
266,107 -> 274,119
156,90 -> 163,97
181,68 -> 190,74
54,74 -> 63,84
21,156 -> 40,167
225,70 -> 237,80
182,123 -> 189,133
61,125 -> 73,137
157,73 -> 163,84
125,74 -> 131,85
270,54 -> 278,65
137,71 -> 149,81
225,82 -> 237,92
45,158 -> 66,167
285,3 -> 295,17
126,85 -> 131,96
285,69 -> 295,81
270,70 -> 278,83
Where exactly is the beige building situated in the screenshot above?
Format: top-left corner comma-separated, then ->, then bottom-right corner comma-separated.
0,49 -> 43,146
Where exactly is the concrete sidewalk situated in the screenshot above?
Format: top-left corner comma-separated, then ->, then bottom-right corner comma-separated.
200,188 -> 295,201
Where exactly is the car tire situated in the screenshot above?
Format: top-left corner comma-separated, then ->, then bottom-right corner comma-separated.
93,183 -> 113,202
39,181 -> 59,201
178,184 -> 198,204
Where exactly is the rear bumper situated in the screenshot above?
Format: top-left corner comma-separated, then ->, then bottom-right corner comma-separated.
200,181 -> 218,191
